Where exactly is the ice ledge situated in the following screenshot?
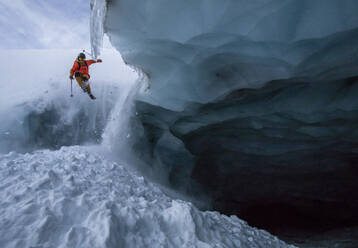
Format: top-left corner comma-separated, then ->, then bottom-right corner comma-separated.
101,0 -> 358,111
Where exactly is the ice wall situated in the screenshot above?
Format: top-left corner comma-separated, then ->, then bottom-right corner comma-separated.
100,0 -> 358,242
90,0 -> 107,58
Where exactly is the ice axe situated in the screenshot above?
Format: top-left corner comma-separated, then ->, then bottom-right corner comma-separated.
70,79 -> 73,97
82,49 -> 94,59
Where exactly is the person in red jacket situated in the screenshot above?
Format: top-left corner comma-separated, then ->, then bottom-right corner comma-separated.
69,52 -> 102,100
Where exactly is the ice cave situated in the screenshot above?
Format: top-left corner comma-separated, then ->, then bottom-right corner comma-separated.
102,0 -> 358,245
1,0 -> 358,247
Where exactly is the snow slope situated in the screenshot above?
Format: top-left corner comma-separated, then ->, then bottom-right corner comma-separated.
0,146 -> 293,248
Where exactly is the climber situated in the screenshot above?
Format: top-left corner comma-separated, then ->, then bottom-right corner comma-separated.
69,52 -> 102,100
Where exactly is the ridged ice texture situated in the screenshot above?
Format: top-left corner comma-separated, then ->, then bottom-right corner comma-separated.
104,0 -> 358,110
0,147 -> 294,248
102,0 -> 358,238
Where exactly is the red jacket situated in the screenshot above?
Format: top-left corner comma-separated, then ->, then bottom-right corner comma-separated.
70,60 -> 97,78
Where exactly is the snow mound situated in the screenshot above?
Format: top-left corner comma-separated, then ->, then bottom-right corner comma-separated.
0,146 -> 294,248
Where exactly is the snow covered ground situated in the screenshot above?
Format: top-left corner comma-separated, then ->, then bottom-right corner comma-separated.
0,49 -> 296,247
0,146 -> 293,248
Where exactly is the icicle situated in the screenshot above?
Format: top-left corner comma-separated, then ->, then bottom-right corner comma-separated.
90,0 -> 107,59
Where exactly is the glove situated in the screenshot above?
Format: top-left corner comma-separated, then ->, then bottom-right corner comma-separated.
69,75 -> 74,80
97,59 -> 102,63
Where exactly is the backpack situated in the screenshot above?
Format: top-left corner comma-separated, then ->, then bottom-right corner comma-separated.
77,60 -> 88,70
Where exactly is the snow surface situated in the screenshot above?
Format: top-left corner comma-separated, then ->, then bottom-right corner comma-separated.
0,146 -> 294,248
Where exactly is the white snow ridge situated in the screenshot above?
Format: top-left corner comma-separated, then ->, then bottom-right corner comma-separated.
0,146 -> 293,248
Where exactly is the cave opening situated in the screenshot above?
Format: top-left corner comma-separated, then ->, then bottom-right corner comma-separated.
239,203 -> 358,244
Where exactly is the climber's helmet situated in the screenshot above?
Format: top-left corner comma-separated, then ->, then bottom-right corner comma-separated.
78,53 -> 86,60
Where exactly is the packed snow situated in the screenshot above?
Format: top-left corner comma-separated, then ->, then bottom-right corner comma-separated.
0,146 -> 294,248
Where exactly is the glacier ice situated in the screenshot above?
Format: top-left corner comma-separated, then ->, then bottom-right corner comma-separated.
100,0 -> 358,243
90,0 -> 107,59
3,0 -> 358,246
103,0 -> 358,110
